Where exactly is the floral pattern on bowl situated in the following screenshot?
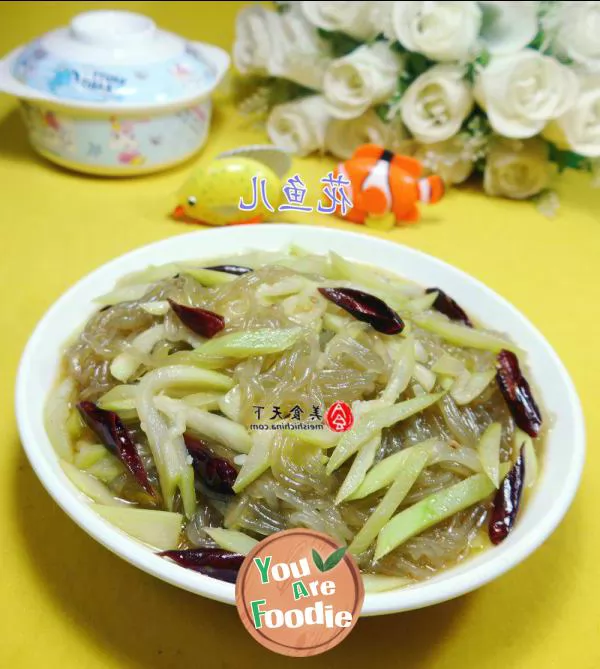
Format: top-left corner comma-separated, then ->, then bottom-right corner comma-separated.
20,100 -> 211,173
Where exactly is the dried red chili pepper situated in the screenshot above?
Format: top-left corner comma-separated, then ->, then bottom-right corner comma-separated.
204,265 -> 253,275
77,401 -> 154,496
318,287 -> 404,335
489,448 -> 525,545
425,288 -> 472,326
183,433 -> 237,495
496,350 -> 542,437
167,299 -> 225,338
159,547 -> 244,582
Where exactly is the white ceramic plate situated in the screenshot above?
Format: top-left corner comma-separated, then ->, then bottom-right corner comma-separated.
15,225 -> 585,615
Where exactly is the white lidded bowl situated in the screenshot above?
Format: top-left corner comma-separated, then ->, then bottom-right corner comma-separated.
0,10 -> 229,175
15,225 -> 585,615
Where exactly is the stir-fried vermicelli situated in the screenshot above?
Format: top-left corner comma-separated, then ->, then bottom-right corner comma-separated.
47,249 -> 544,586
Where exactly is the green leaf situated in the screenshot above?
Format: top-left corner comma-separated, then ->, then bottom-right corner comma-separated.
323,546 -> 348,572
464,63 -> 476,84
374,103 -> 389,122
312,549 -> 325,572
377,51 -> 435,120
317,29 -> 362,58
464,50 -> 490,83
547,142 -> 591,174
527,30 -> 545,51
405,52 -> 432,79
390,41 -> 407,55
463,110 -> 492,137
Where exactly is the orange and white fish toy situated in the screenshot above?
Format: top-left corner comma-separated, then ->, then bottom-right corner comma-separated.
334,144 -> 445,229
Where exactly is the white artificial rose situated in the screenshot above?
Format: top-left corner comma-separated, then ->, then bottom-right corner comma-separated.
550,1 -> 600,73
234,6 -> 281,74
556,75 -> 600,157
475,51 -> 579,139
478,1 -> 539,55
276,7 -> 332,90
484,137 -> 551,199
400,64 -> 473,144
266,95 -> 330,156
300,1 -> 381,40
323,42 -> 401,120
414,137 -> 475,185
324,111 -> 412,160
389,1 -> 481,62
233,5 -> 330,90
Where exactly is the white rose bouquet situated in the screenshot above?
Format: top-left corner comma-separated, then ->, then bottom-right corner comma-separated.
232,1 -> 600,208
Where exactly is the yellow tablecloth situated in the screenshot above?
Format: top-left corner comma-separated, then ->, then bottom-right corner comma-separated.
1,3 -> 599,667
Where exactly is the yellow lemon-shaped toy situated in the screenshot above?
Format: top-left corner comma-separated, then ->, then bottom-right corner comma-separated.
173,156 -> 282,226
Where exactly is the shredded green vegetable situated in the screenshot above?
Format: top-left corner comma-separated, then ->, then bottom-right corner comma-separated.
61,460 -> 127,507
95,283 -> 152,306
140,300 -> 170,316
94,505 -> 183,550
232,432 -> 274,493
413,313 -> 519,353
432,353 -> 465,376
97,384 -> 138,415
329,251 -> 418,300
378,336 -> 416,406
329,251 -> 397,296
181,392 -> 223,411
376,473 -> 497,559
478,422 -> 502,487
136,366 -> 223,517
335,435 -> 380,504
110,324 -> 166,382
85,454 -> 125,484
450,369 -> 496,405
73,443 -> 107,469
205,527 -> 258,555
185,268 -> 237,286
405,291 -> 438,313
191,327 -> 302,360
154,396 -> 252,453
347,439 -> 441,500
413,363 -> 436,392
350,448 -> 428,555
327,393 -> 444,474
45,378 -> 75,462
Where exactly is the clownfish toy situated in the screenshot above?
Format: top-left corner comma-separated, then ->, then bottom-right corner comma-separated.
335,144 -> 445,229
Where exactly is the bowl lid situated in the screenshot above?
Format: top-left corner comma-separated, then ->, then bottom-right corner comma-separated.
10,11 -> 221,105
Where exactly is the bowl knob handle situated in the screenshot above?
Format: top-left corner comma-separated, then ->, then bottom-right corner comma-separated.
69,11 -> 156,47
